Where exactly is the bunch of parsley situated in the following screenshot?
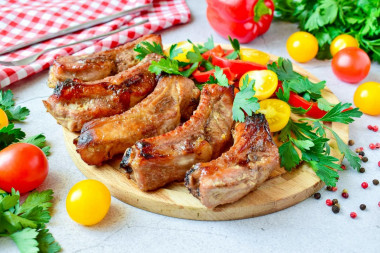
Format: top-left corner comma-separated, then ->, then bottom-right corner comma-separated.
273,0 -> 380,62
0,189 -> 61,253
0,90 -> 50,155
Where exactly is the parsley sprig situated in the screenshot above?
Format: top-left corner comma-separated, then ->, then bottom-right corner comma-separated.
0,90 -> 50,155
225,36 -> 241,60
0,189 -> 61,253
232,76 -> 260,122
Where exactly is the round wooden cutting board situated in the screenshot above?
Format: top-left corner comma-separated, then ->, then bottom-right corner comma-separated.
62,45 -> 348,220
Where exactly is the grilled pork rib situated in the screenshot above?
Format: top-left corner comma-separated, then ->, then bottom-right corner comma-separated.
43,53 -> 162,132
121,84 -> 234,191
185,114 -> 280,209
47,34 -> 162,88
74,75 -> 200,166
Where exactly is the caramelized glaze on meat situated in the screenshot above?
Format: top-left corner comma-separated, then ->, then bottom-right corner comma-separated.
47,34 -> 162,88
121,84 -> 234,191
74,75 -> 200,166
43,54 -> 162,132
185,114 -> 280,209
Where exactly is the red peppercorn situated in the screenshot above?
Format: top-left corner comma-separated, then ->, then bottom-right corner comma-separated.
368,125 -> 373,130
360,147 -> 364,151
342,192 -> 349,198
369,143 -> 376,150
361,182 -> 369,189
326,199 -> 333,206
332,187 -> 338,192
376,143 -> 380,149
378,161 -> 380,167
350,212 -> 357,219
341,165 -> 346,170
378,202 -> 380,207
373,125 -> 379,132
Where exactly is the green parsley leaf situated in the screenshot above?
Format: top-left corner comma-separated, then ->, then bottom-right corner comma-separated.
168,44 -> 182,60
320,103 -> 363,123
21,134 -> 51,156
316,97 -> 334,112
134,41 -> 164,60
0,124 -> 26,150
232,76 -> 260,122
181,62 -> 199,78
148,58 -> 181,75
213,66 -> 229,87
226,36 -> 240,59
10,228 -> 39,253
204,35 -> 215,50
186,40 -> 203,63
291,105 -> 311,115
278,141 -> 301,170
18,190 -> 53,214
0,90 -> 15,108
36,228 -> 61,253
5,106 -> 30,122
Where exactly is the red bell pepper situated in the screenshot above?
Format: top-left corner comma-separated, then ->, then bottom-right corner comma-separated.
192,67 -> 235,83
206,0 -> 274,43
211,55 -> 266,79
202,45 -> 225,60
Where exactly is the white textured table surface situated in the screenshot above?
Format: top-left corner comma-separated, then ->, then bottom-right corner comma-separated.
2,1 -> 380,252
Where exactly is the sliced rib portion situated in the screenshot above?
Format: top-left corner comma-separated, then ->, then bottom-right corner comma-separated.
185,114 -> 280,209
43,54 -> 162,132
47,34 -> 162,87
121,84 -> 234,191
74,75 -> 200,166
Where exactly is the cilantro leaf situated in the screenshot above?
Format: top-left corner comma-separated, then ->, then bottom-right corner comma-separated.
320,103 -> 363,123
10,228 -> 39,253
279,141 -> 301,170
0,124 -> 26,150
134,41 -> 164,60
213,66 -> 229,87
204,35 -> 215,50
232,76 -> 260,122
148,58 -> 181,75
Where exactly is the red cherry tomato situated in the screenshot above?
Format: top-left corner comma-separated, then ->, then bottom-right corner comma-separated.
331,47 -> 370,84
0,143 -> 48,193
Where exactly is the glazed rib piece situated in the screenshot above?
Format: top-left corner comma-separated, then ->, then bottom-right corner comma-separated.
43,54 -> 162,132
74,75 -> 200,166
121,84 -> 234,191
47,34 -> 162,88
185,114 -> 280,209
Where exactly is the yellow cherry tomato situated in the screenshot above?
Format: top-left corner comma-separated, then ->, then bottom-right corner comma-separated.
258,99 -> 291,132
164,41 -> 194,63
240,48 -> 270,66
66,179 -> 111,226
286,31 -> 319,63
330,34 -> 359,56
239,70 -> 278,101
0,108 -> 8,128
354,81 -> 380,116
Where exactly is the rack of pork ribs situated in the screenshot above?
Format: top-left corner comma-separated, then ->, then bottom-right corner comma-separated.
44,35 -> 280,208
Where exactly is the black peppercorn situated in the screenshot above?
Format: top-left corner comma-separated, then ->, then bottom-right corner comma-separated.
373,179 -> 379,185
326,186 -> 332,191
360,204 -> 366,210
332,199 -> 338,205
332,205 -> 340,214
362,157 -> 368,162
313,192 -> 321,199
359,167 -> 365,173
348,140 -> 355,146
359,151 -> 365,156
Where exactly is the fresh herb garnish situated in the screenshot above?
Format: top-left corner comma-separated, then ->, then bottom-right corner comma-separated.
212,66 -> 229,87
232,75 -> 260,122
273,0 -> 380,62
225,36 -> 241,60
0,189 -> 61,253
134,41 -> 164,60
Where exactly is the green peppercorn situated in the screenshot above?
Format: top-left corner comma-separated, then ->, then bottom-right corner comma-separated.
313,192 -> 321,199
348,140 -> 355,146
362,157 -> 368,162
359,167 -> 365,173
332,205 -> 340,214
360,204 -> 366,210
332,199 -> 338,205
373,179 -> 379,185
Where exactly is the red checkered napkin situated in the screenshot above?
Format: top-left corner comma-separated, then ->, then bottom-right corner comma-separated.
0,0 -> 191,88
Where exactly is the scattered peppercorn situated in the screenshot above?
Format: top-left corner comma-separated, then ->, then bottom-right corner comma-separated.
368,125 -> 373,130
373,125 -> 379,132
359,167 -> 365,173
373,179 -> 379,185
361,182 -> 369,189
369,143 -> 376,150
334,203 -> 340,208
341,164 -> 346,170
376,143 -> 380,149
348,140 -> 355,146
332,187 -> 338,192
326,199 -> 333,206
332,205 -> 340,214
358,151 -> 365,156
326,186 -> 332,191
355,148 -> 361,153
378,161 -> 380,167
342,189 -> 348,193
350,212 -> 357,219
362,157 -> 368,162
360,204 -> 366,210
342,192 -> 349,199
332,199 -> 338,205
313,192 -> 321,199
378,202 -> 380,207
